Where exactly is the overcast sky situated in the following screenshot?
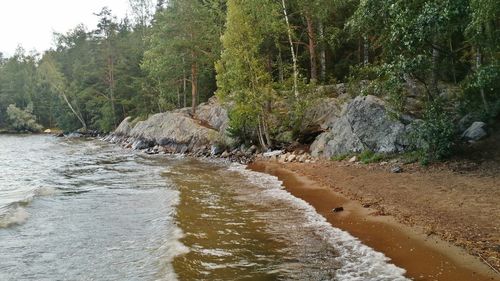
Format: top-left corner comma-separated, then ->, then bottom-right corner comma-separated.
0,0 -> 131,57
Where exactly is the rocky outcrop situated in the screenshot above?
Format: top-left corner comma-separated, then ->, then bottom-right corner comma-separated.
105,98 -> 229,155
194,97 -> 229,132
311,95 -> 411,158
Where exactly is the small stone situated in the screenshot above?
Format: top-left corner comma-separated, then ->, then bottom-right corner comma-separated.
348,156 -> 358,163
287,154 -> 297,162
333,207 -> 344,213
279,154 -> 287,163
221,151 -> 230,158
391,166 -> 403,173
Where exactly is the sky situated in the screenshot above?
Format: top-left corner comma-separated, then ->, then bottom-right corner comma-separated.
0,0 -> 130,57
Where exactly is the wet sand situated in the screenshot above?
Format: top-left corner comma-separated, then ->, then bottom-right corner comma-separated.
249,161 -> 499,281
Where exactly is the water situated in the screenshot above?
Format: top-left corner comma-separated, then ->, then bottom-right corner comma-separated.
0,135 -> 408,280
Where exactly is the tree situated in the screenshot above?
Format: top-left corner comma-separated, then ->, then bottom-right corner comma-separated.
143,0 -> 224,113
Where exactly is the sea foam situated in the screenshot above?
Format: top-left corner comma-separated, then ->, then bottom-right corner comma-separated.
229,163 -> 409,281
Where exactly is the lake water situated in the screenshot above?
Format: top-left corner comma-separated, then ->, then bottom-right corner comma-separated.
0,135 -> 408,280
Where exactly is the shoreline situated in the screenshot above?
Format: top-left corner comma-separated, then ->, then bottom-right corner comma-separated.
249,160 -> 499,281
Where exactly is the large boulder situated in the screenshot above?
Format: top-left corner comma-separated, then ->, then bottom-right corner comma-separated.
129,112 -> 218,150
301,98 -> 342,134
311,95 -> 410,158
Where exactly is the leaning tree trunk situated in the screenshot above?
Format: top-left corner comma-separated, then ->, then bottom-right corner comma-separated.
281,0 -> 299,97
61,92 -> 87,130
305,13 -> 318,82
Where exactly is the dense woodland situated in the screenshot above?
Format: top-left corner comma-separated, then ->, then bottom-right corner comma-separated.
0,0 -> 498,160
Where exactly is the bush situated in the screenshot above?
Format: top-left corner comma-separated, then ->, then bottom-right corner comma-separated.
410,100 -> 456,165
6,104 -> 43,132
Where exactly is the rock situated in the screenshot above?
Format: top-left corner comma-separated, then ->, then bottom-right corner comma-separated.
247,145 -> 258,155
333,207 -> 344,213
210,145 -> 223,156
391,166 -> 403,173
128,112 -> 218,152
114,116 -> 133,136
298,154 -> 308,163
263,150 -> 283,157
462,122 -> 487,141
279,154 -> 288,163
221,151 -> 230,158
286,154 -> 297,162
132,139 -> 152,150
348,156 -> 358,163
458,114 -> 474,133
311,95 -> 411,158
194,97 -> 229,132
44,129 -> 52,134
301,97 -> 342,134
67,132 -> 83,138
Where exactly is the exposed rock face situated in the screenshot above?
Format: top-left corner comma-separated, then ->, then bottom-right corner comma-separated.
311,95 -> 411,158
462,122 -> 487,141
114,116 -> 133,136
107,98 -> 229,154
301,98 -> 342,133
195,97 -> 229,132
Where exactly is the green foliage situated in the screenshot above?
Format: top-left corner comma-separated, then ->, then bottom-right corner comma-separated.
358,150 -> 386,164
410,100 -> 456,165
330,153 -> 351,161
6,104 -> 43,132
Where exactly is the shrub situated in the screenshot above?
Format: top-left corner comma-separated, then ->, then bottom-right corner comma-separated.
410,99 -> 456,165
6,104 -> 43,132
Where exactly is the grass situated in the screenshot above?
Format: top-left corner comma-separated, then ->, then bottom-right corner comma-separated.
358,150 -> 387,164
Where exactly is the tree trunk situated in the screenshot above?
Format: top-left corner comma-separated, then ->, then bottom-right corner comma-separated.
363,36 -> 369,66
430,43 -> 439,98
305,13 -> 317,82
476,47 -> 489,113
191,56 -> 198,114
61,92 -> 87,130
182,57 -> 187,108
281,0 -> 299,97
319,22 -> 326,82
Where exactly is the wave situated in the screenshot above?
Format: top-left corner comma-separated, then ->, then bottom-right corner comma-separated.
0,205 -> 30,228
0,186 -> 57,229
229,163 -> 409,281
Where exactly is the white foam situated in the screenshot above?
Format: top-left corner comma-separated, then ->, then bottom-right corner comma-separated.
0,206 -> 30,228
229,163 -> 409,281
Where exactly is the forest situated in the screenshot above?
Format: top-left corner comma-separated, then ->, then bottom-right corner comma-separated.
0,0 -> 498,161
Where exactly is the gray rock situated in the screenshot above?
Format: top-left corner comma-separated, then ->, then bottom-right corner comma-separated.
462,122 -> 487,141
311,95 -> 410,158
194,96 -> 229,132
263,150 -> 283,157
114,117 -> 133,136
211,145 -> 224,156
391,166 -> 403,173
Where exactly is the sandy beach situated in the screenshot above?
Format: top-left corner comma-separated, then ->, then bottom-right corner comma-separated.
250,160 -> 500,281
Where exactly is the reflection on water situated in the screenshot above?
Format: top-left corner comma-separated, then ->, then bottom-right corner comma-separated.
0,135 -> 407,281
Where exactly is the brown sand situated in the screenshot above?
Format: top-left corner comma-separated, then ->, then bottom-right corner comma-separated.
249,160 -> 500,281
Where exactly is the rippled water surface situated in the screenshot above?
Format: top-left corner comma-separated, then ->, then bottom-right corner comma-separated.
0,135 -> 408,280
